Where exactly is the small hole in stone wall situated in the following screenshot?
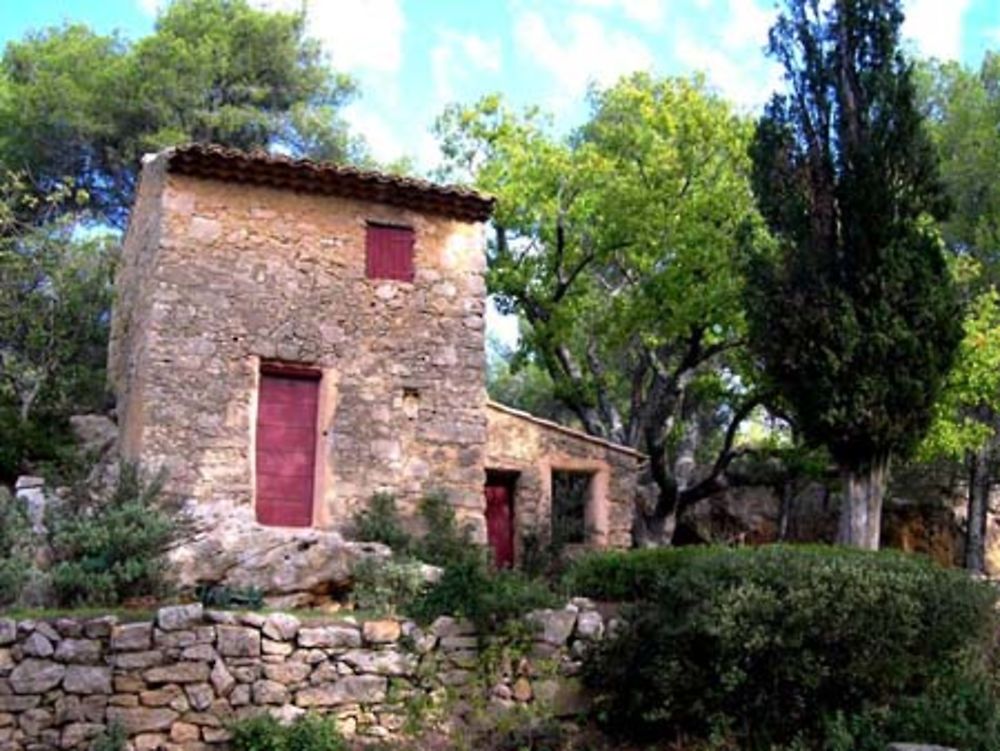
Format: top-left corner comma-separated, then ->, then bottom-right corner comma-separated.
403,387 -> 420,419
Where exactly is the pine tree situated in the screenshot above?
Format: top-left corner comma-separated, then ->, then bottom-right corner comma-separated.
744,0 -> 962,548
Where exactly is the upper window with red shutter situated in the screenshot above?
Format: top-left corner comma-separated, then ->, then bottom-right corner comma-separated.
365,223 -> 415,282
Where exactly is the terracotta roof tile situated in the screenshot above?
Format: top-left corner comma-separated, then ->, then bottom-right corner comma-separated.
163,144 -> 495,222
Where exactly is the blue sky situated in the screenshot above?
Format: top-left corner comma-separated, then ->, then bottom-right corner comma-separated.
3,0 -> 1000,173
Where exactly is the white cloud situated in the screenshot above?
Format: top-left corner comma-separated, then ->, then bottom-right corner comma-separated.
431,31 -> 502,104
903,0 -> 970,61
574,0 -> 667,27
720,0 -> 774,49
343,104 -> 404,163
674,35 -> 781,108
514,11 -> 654,97
137,0 -> 164,14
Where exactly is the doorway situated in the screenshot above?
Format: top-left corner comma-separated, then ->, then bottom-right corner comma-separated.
484,471 -> 517,568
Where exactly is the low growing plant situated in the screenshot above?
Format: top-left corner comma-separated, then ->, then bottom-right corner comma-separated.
229,711 -> 345,751
47,462 -> 180,606
351,491 -> 412,552
0,486 -> 33,605
351,556 -> 428,614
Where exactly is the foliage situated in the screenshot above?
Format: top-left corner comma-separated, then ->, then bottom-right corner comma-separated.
0,0 -> 367,227
351,491 -> 412,552
920,282 -> 1000,460
89,721 -> 127,751
410,491 -> 478,569
743,0 -> 961,546
408,556 -> 558,634
561,546 -> 716,602
583,545 -> 1000,750
229,712 -> 345,751
436,73 -> 763,538
351,556 -> 428,615
0,486 -> 33,605
0,170 -> 113,481
196,584 -> 264,610
47,462 -> 179,606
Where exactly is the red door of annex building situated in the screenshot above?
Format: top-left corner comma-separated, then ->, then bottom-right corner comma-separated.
485,476 -> 515,568
255,367 -> 320,527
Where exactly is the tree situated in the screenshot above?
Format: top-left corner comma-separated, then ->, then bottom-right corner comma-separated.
0,172 -> 112,480
919,276 -> 1000,572
0,0 -> 365,228
915,56 -> 1000,571
744,0 -> 962,549
437,74 -> 764,542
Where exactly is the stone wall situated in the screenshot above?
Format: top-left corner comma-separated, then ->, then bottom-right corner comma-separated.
109,155 -> 489,539
485,402 -> 642,554
0,603 -> 604,750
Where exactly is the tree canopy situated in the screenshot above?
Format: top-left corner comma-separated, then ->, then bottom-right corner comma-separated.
0,0 -> 366,228
744,0 -> 962,548
438,73 -> 763,539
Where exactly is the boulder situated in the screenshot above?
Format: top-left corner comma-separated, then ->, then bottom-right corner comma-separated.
54,639 -> 102,665
262,613 -> 300,642
167,504 -> 390,599
297,625 -> 361,650
217,626 -> 261,658
527,609 -> 577,645
106,707 -> 178,734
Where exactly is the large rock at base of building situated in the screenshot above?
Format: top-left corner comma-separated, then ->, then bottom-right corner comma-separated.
167,504 -> 390,598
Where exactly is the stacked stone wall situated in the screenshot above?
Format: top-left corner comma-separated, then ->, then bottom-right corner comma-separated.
0,602 -> 603,750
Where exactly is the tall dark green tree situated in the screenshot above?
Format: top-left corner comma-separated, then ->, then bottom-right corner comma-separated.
744,0 -> 962,548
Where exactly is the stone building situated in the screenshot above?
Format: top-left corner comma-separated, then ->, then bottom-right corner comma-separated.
110,145 -> 642,575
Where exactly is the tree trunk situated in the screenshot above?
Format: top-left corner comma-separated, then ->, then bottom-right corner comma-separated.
965,448 -> 990,574
837,458 -> 889,549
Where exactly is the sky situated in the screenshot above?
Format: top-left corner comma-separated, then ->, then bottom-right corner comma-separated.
2,0 -> 1000,174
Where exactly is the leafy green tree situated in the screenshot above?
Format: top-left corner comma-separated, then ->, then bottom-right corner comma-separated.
915,56 -> 1000,571
0,0 -> 365,227
745,0 -> 962,548
437,74 -> 764,541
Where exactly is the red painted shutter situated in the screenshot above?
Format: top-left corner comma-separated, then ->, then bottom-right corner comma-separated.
366,225 -> 414,281
255,369 -> 320,527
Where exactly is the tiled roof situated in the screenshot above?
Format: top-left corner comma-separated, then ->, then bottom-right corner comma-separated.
163,144 -> 495,222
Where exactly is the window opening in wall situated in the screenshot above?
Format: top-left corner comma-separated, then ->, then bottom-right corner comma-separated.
366,223 -> 414,282
402,387 -> 420,420
551,470 -> 592,545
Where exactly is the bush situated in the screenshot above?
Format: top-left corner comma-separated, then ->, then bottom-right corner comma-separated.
47,462 -> 179,606
562,546 -> 715,601
411,491 -> 477,568
351,492 -> 412,552
409,556 -> 558,633
351,556 -> 428,614
583,545 -> 1000,751
0,487 -> 33,605
229,712 -> 345,751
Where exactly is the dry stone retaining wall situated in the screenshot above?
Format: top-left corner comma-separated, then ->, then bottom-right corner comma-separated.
0,601 -> 603,750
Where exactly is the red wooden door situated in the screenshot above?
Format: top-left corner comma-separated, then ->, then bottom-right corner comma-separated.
255,369 -> 319,527
485,483 -> 514,568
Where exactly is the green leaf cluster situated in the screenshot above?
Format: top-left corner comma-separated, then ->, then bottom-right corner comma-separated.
583,545 -> 1000,750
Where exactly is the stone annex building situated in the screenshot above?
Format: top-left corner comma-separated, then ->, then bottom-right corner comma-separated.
109,144 -> 642,570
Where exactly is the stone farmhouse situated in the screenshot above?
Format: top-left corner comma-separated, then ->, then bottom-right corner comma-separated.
109,144 -> 642,572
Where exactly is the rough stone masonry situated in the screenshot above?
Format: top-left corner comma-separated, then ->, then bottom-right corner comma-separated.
0,602 -> 602,750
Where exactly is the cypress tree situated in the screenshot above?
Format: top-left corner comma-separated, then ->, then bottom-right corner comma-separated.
744,0 -> 962,548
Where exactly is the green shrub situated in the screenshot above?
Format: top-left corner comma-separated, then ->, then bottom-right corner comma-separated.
409,556 -> 558,633
0,487 -> 33,605
196,584 -> 264,610
351,492 -> 412,552
411,490 -> 478,568
229,712 -> 345,751
562,546 -> 716,601
583,545 -> 1000,751
47,462 -> 179,606
351,556 -> 428,614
